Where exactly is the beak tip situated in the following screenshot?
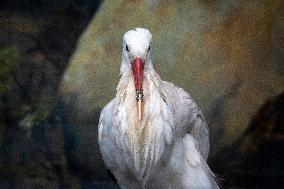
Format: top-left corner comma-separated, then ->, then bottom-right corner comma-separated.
138,98 -> 143,121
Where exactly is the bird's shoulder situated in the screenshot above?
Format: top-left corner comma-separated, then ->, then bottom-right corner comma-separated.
161,81 -> 199,116
161,81 -> 210,160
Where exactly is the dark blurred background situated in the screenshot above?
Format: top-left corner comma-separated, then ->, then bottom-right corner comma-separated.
0,0 -> 283,188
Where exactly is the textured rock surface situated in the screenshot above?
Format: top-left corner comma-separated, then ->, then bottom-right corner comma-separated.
59,0 -> 284,187
211,92 -> 284,188
61,0 -> 284,152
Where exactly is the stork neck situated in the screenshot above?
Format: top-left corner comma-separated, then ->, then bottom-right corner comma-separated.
115,65 -> 169,183
115,58 -> 177,184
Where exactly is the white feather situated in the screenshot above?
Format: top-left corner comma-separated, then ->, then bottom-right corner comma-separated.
98,28 -> 219,189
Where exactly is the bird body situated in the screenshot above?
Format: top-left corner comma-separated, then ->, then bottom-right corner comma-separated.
98,28 -> 219,189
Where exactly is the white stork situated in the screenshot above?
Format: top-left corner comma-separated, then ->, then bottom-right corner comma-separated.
98,28 -> 219,189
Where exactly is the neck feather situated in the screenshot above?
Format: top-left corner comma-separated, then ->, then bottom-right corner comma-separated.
115,63 -> 171,183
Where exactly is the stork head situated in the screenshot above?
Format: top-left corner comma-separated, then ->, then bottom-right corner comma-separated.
121,28 -> 152,120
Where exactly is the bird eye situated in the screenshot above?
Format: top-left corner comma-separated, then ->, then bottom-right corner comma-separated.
148,46 -> 151,52
126,44 -> 129,52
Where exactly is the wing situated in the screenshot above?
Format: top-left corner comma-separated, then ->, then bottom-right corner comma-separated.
182,134 -> 219,189
98,99 -> 121,170
162,81 -> 210,160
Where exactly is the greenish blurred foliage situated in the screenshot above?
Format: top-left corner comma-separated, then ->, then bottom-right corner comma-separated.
0,45 -> 20,147
0,46 -> 20,97
0,46 -> 20,117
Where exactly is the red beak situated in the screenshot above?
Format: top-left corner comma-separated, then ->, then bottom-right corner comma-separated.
132,58 -> 144,120
132,58 -> 145,91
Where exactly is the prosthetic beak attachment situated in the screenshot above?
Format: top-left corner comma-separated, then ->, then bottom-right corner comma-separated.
132,58 -> 144,120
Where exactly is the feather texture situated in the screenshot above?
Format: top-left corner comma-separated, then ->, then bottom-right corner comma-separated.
98,28 -> 219,189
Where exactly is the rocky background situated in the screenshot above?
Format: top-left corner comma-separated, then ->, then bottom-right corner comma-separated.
0,0 -> 283,188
